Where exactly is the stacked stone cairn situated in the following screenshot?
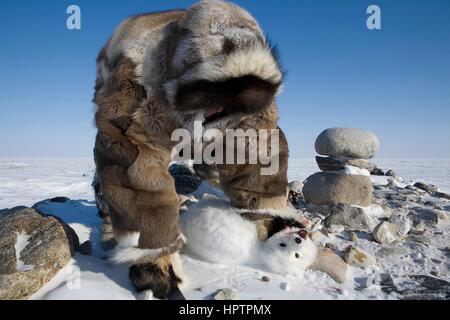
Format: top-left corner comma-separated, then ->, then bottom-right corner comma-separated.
303,128 -> 380,207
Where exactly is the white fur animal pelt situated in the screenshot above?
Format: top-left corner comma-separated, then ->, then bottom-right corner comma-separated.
179,197 -> 318,277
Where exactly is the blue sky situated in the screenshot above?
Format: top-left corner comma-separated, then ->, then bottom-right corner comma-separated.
0,0 -> 449,158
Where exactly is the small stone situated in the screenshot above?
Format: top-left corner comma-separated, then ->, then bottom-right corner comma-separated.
437,210 -> 448,221
324,243 -> 338,252
388,214 -> 411,237
372,221 -> 405,244
350,232 -> 359,242
326,224 -> 345,235
213,288 -> 237,300
344,245 -> 377,268
431,258 -> 443,264
261,276 -> 271,282
50,197 -> 70,203
280,281 -> 290,291
323,203 -> 376,232
407,234 -> 431,245
408,208 -> 439,227
376,244 -> 409,259
288,181 -> 304,205
371,168 -> 385,176
433,192 -> 450,200
385,170 -> 396,177
414,182 -> 438,194
78,240 -> 92,256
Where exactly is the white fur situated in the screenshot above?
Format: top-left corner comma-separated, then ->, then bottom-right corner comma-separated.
262,228 -> 317,276
164,44 -> 282,107
109,235 -> 186,265
114,231 -> 140,248
179,198 -> 318,277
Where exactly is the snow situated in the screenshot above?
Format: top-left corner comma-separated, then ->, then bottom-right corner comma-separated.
0,157 -> 449,300
14,231 -> 34,271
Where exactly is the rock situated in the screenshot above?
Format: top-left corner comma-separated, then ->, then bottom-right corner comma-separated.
408,208 -> 439,227
315,156 -> 376,173
375,273 -> 397,293
280,281 -> 290,291
433,191 -> 450,200
324,243 -> 338,252
385,170 -> 396,177
350,232 -> 359,242
213,288 -> 237,300
323,203 -> 375,232
310,247 -> 348,283
315,128 -> 380,159
288,180 -> 303,205
387,214 -> 411,237
78,240 -> 92,255
371,167 -> 385,176
343,245 -> 376,268
414,182 -> 438,194
396,275 -> 450,300
303,172 -> 373,207
261,276 -> 271,282
372,221 -> 407,244
437,210 -> 448,221
326,224 -> 345,235
0,208 -> 79,299
50,197 -> 70,203
407,234 -> 431,245
375,244 -> 409,259
169,164 -> 202,195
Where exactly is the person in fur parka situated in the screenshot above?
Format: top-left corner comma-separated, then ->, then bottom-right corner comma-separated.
93,0 -> 299,298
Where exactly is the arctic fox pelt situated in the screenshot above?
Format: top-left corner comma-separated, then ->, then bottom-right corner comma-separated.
179,196 -> 347,282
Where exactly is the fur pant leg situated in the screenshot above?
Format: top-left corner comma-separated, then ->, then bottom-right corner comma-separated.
95,142 -> 185,297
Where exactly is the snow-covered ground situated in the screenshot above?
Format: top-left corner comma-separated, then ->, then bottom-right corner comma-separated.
0,157 -> 449,300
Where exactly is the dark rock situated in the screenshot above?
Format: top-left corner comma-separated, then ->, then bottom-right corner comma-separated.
50,197 -> 70,203
0,207 -> 79,299
414,182 -> 438,194
396,275 -> 450,300
78,240 -> 92,255
169,164 -> 202,195
407,234 -> 431,245
315,156 -> 376,172
433,192 -> 450,200
408,208 -> 439,227
376,274 -> 397,294
288,181 -> 303,206
385,170 -> 396,177
371,168 -> 385,176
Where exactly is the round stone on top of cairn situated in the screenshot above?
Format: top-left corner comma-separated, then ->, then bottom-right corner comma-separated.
303,128 -> 379,207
